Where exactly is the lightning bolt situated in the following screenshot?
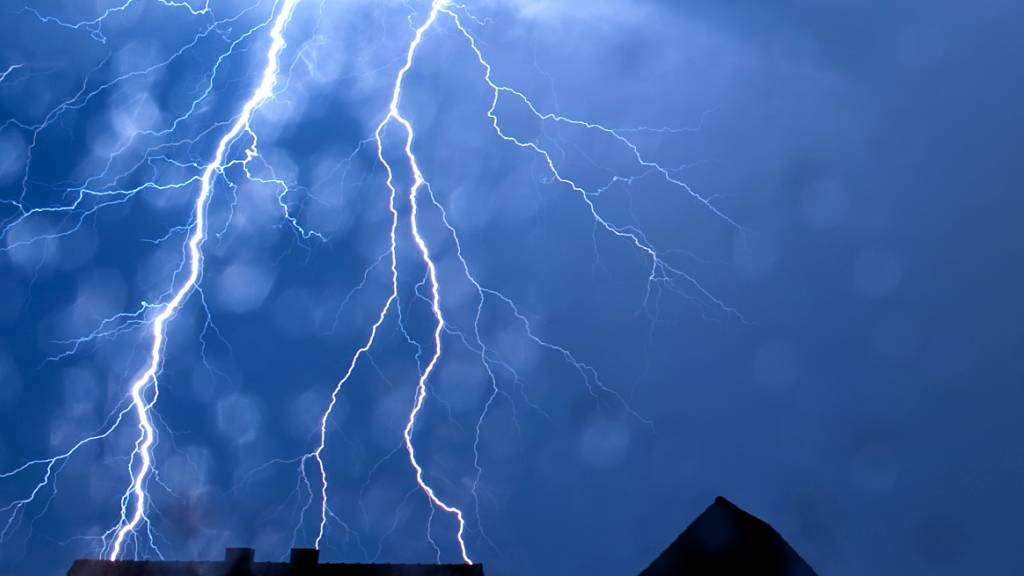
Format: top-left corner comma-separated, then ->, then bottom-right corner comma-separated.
301,0 -> 740,565
1,0 -> 301,561
3,0 -> 740,569
303,0 -> 471,563
104,0 -> 300,559
386,3 -> 474,563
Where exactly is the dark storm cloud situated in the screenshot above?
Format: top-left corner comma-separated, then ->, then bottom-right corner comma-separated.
1,1 -> 1022,575
632,2 -> 1024,575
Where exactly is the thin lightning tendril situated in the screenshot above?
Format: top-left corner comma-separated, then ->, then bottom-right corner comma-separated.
303,0 -> 472,563
105,0 -> 300,559
384,2 -> 473,565
1,0 -> 740,568
0,64 -> 23,85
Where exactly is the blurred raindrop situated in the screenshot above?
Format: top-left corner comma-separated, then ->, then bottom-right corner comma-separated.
160,447 -> 212,497
5,223 -> 59,274
63,368 -> 99,417
288,388 -> 336,440
216,262 -> 277,314
579,417 -> 630,469
0,349 -> 23,409
216,394 -> 263,444
0,132 -> 26,185
800,179 -> 848,229
854,248 -> 902,298
55,227 -> 99,272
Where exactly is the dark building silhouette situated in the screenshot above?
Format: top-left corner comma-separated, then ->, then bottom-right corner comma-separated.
67,497 -> 815,576
67,548 -> 483,576
638,496 -> 817,575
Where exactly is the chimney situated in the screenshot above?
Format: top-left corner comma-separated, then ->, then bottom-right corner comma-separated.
290,548 -> 320,569
224,548 -> 255,575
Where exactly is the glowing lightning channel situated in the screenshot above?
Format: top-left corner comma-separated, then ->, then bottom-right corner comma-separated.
1,0 -> 741,566
440,7 -> 743,318
306,0 -> 472,564
104,0 -> 300,559
21,0 -> 211,44
375,1 -> 472,564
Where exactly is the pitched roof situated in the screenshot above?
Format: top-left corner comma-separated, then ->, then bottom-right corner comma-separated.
638,496 -> 817,576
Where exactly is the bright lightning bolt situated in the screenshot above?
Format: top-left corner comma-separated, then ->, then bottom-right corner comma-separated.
1,0 -> 741,570
301,0 -> 740,565
386,2 -> 473,564
0,0 -> 302,562
304,0 -> 472,563
104,0 -> 300,560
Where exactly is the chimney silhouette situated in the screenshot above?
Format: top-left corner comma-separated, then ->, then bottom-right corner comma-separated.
224,548 -> 254,576
290,548 -> 320,569
66,544 -> 485,575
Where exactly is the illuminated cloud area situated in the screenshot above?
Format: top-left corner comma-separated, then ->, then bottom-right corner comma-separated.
1,1 -> 1023,575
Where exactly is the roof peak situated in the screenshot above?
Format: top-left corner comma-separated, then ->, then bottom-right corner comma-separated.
638,496 -> 817,575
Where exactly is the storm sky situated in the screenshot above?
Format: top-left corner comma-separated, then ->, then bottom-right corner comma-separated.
1,0 -> 1022,575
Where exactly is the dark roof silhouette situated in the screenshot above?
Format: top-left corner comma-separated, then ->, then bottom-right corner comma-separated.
67,498 -> 816,576
638,496 -> 817,576
67,548 -> 483,576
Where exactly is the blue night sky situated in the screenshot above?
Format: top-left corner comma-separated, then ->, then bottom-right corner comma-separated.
1,0 -> 1022,575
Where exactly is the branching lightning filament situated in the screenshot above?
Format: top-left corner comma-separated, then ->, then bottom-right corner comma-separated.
0,0 -> 739,569
106,0 -> 300,559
